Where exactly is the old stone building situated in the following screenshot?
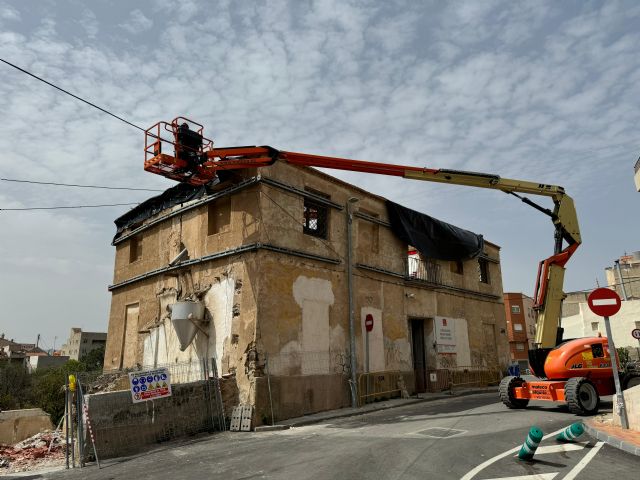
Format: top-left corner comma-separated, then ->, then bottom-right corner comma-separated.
104,161 -> 509,421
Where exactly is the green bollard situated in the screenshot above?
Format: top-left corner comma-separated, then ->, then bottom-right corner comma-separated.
556,422 -> 584,442
518,426 -> 543,461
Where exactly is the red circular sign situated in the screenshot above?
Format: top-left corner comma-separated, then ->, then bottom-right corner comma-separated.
365,314 -> 374,332
587,288 -> 622,317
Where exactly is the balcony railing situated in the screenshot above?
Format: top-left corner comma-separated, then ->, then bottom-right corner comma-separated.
406,256 -> 442,284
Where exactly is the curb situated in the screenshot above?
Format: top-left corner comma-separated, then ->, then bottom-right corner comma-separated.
583,422 -> 640,457
254,424 -> 291,432
279,386 -> 498,428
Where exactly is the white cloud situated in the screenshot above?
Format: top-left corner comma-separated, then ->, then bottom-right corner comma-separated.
120,9 -> 153,34
1,0 -> 640,344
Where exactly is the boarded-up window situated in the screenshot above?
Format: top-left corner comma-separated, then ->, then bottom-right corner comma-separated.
303,189 -> 329,239
357,210 -> 379,253
121,303 -> 139,369
129,236 -> 142,263
208,197 -> 231,235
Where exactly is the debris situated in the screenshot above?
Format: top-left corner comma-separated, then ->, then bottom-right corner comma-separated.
0,430 -> 65,472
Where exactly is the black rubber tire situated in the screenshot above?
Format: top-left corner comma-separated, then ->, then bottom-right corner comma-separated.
565,377 -> 600,415
499,376 -> 529,409
623,373 -> 640,390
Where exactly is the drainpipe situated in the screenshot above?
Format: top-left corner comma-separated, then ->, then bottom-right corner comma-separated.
614,260 -> 628,300
347,197 -> 359,407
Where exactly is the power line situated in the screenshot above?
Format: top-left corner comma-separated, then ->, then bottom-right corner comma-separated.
0,57 -> 146,132
1,177 -> 163,192
0,202 -> 139,211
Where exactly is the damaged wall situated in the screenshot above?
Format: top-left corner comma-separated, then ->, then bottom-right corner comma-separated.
105,161 -> 509,426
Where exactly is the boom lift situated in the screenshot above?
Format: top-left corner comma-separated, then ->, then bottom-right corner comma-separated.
143,117 -> 638,415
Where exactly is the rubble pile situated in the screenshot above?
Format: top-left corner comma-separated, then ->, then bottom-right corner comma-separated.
83,371 -> 130,393
0,430 -> 65,472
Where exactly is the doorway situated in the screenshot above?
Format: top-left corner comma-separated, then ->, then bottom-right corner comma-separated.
410,318 -> 427,393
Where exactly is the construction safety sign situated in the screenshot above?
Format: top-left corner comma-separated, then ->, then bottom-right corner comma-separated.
129,368 -> 172,403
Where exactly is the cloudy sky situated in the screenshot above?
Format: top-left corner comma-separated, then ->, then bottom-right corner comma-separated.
0,0 -> 638,347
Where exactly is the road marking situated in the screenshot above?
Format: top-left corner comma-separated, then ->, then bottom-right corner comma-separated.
483,473 -> 558,480
460,428 -> 565,480
592,298 -> 617,306
531,443 -> 585,455
562,441 -> 604,480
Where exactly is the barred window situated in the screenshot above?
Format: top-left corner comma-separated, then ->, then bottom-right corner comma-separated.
303,198 -> 328,238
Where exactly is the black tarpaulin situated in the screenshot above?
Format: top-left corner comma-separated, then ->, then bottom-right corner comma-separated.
114,183 -> 213,242
386,200 -> 483,261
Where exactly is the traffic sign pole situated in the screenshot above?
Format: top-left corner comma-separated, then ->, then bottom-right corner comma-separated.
587,288 -> 629,430
602,315 -> 629,429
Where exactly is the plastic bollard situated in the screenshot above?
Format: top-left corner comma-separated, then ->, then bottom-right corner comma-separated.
518,426 -> 543,460
556,422 -> 584,442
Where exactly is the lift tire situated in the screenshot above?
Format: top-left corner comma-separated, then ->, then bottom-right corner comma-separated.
499,376 -> 529,409
623,373 -> 640,390
565,377 -> 600,416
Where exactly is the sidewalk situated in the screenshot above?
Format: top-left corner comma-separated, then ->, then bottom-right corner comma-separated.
584,413 -> 640,456
255,386 -> 497,431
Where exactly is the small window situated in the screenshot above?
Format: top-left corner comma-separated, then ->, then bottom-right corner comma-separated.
591,343 -> 604,358
511,305 -> 521,314
516,343 -> 525,351
591,322 -> 599,332
129,236 -> 142,263
514,323 -> 523,331
450,260 -> 464,275
303,194 -> 329,239
208,197 -> 231,235
478,258 -> 490,284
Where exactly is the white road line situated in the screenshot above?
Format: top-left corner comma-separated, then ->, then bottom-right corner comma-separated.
532,443 -> 585,455
562,441 -> 604,480
460,428 -> 565,480
483,473 -> 558,480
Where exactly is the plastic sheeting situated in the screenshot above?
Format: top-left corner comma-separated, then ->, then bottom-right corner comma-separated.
114,183 -> 213,241
386,200 -> 483,261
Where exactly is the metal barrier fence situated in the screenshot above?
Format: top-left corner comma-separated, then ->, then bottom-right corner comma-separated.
417,366 -> 502,394
71,359 -> 226,463
357,370 -> 404,406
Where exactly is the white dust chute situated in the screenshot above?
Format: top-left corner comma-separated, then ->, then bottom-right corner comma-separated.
170,301 -> 206,351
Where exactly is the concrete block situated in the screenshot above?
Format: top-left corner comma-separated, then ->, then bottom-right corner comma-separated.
0,409 -> 53,445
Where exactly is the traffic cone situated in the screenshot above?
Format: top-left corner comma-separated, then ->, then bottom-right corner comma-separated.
518,426 -> 543,460
556,422 -> 584,442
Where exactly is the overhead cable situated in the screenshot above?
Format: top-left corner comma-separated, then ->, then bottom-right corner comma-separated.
0,57 -> 146,132
0,202 -> 139,211
1,177 -> 163,192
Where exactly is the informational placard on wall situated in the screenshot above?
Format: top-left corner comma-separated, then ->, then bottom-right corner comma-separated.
434,316 -> 457,354
129,367 -> 172,403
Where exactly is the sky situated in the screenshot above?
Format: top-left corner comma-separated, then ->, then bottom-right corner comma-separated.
0,0 -> 638,347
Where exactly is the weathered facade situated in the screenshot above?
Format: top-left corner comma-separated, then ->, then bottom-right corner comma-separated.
104,162 -> 509,422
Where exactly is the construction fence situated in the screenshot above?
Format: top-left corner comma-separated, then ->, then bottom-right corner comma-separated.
67,359 -> 230,465
358,366 -> 502,405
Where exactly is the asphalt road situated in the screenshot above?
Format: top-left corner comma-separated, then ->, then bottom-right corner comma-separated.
34,393 -> 640,480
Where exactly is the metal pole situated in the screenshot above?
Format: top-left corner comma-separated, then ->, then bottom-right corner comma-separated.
76,379 -> 83,468
365,329 -> 370,400
603,315 -> 629,429
347,197 -> 358,407
64,377 -> 69,470
615,260 -> 628,300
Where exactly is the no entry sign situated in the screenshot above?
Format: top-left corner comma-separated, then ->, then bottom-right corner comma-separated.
587,288 -> 622,317
365,314 -> 374,332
